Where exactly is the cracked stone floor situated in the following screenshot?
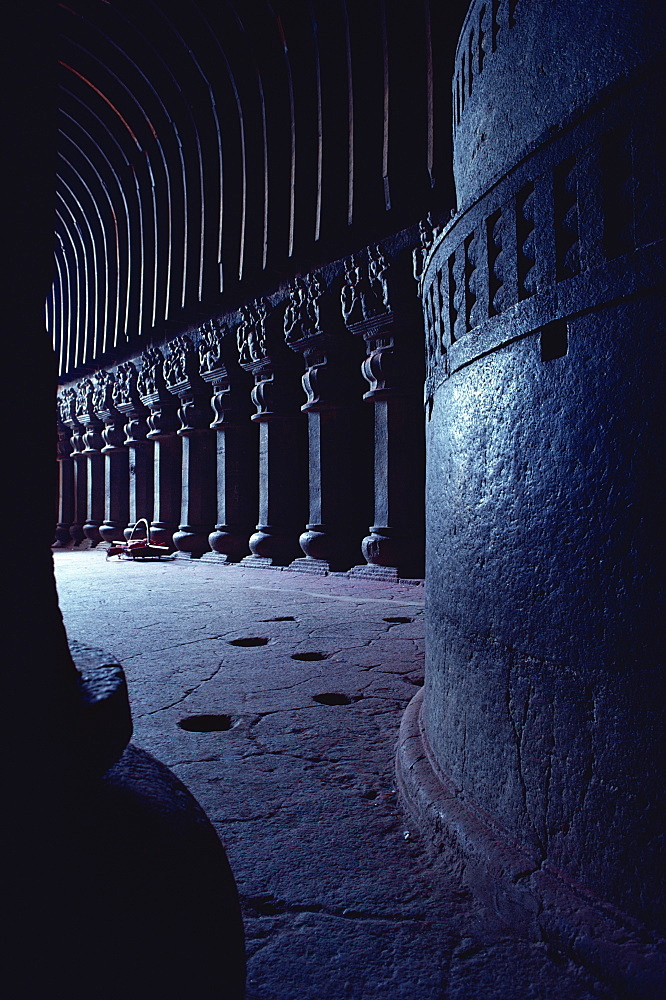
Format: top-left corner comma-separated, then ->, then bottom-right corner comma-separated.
53,549 -> 617,1000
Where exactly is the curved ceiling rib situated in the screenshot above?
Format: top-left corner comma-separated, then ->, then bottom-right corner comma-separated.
51,0 -> 466,380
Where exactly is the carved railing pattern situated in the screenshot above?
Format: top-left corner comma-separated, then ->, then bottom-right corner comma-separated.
421,104 -> 661,396
454,0 -> 522,128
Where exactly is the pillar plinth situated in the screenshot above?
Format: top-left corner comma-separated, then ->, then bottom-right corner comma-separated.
199,320 -> 257,562
138,347 -> 181,548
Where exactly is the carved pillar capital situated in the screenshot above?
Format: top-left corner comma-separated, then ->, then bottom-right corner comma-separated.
75,377 -> 105,544
137,346 -> 179,439
164,333 -> 212,434
54,395 -> 75,547
92,370 -> 125,452
285,272 -> 348,411
57,388 -> 79,455
58,386 -> 86,544
76,377 -> 104,453
113,361 -> 149,445
199,318 -> 252,428
237,297 -> 297,421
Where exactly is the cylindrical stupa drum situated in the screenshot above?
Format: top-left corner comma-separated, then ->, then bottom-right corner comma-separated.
398,1 -> 665,992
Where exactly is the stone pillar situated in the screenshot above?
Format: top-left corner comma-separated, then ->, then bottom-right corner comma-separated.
198,319 -> 258,562
285,272 -> 368,572
93,370 -> 130,543
163,334 -> 217,558
54,393 -> 75,547
113,361 -> 154,540
137,346 -> 181,548
60,388 -> 87,546
238,298 -> 307,566
76,376 -> 105,546
397,2 -> 665,993
342,248 -> 425,580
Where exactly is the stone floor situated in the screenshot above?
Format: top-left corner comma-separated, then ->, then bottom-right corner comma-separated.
53,548 -> 617,1000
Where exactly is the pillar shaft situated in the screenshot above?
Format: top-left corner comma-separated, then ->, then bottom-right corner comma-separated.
164,334 -> 217,557
113,361 -> 153,539
199,321 -> 258,562
151,433 -> 182,546
237,298 -> 307,566
70,452 -> 87,545
341,249 -> 425,579
284,274 -> 370,572
126,441 -> 154,539
54,414 -> 74,547
138,346 -> 181,548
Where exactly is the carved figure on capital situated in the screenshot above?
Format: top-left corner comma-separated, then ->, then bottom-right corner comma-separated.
237,299 -> 269,368
412,214 -> 443,287
341,250 -> 390,328
164,334 -> 200,391
368,246 -> 391,314
57,389 -> 78,458
283,277 -> 309,345
113,361 -> 144,411
341,256 -> 365,326
285,271 -> 337,349
75,377 -> 97,421
137,346 -> 169,400
199,319 -> 228,376
92,370 -> 117,417
58,386 -> 79,428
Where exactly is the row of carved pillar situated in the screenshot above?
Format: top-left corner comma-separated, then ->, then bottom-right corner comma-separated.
56,240 -> 435,578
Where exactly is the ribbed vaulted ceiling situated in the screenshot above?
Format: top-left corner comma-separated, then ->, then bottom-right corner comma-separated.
50,0 -> 467,378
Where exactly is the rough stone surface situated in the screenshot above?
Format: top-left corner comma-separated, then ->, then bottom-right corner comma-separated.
417,0 -> 664,971
55,550 -> 621,999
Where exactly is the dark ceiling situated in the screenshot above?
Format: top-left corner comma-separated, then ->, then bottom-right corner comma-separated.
51,0 -> 468,376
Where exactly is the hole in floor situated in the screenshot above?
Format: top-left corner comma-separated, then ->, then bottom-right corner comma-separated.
178,714 -> 233,732
291,651 -> 330,661
312,693 -> 363,706
383,616 -> 413,624
228,637 -> 269,647
262,616 -> 297,622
